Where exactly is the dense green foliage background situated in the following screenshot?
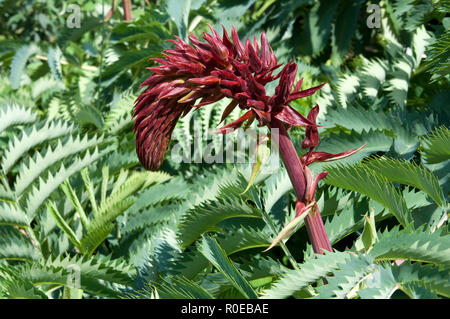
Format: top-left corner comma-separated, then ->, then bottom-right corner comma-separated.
0,0 -> 449,299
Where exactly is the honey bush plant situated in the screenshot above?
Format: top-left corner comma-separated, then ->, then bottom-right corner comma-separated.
0,0 -> 448,299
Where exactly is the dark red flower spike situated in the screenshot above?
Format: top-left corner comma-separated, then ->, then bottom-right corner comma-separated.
133,25 -> 319,170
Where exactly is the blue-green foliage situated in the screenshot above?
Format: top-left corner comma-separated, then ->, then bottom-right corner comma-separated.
0,0 -> 448,299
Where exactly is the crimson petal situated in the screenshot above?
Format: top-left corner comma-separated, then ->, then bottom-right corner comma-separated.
215,110 -> 254,134
274,105 -> 316,127
301,104 -> 320,149
287,82 -> 327,103
231,26 -> 246,59
220,100 -> 239,123
303,144 -> 367,166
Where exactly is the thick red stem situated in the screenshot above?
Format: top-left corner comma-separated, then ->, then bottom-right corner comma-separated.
270,117 -> 332,254
122,0 -> 132,21
270,118 -> 307,200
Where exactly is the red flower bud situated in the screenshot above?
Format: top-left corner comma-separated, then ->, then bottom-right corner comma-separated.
301,104 -> 320,149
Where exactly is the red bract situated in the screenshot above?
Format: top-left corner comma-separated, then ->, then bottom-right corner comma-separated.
300,104 -> 367,167
133,25 -> 323,170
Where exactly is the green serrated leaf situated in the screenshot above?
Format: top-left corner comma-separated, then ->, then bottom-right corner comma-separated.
261,251 -> 351,298
365,156 -> 444,207
10,44 -> 38,89
324,163 -> 411,227
198,237 -> 258,299
422,126 -> 450,164
371,226 -> 450,266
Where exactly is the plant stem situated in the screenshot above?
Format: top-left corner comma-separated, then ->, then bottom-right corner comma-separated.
270,119 -> 307,201
270,118 -> 332,255
122,0 -> 132,21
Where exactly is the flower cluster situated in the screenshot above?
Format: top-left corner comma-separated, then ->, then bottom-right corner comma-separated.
133,25 -> 325,170
134,25 -> 366,254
